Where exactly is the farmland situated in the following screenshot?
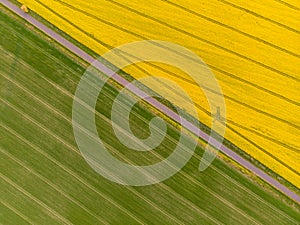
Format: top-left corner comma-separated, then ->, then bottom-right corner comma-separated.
16,0 -> 300,188
0,5 -> 300,224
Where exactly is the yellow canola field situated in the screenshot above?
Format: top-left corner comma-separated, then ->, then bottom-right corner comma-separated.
19,0 -> 300,187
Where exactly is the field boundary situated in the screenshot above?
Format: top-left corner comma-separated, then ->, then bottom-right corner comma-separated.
1,0 -> 299,204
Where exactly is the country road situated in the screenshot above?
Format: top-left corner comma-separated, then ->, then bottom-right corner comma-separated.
1,0 -> 299,203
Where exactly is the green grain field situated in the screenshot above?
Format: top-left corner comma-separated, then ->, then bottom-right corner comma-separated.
0,7 -> 299,224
